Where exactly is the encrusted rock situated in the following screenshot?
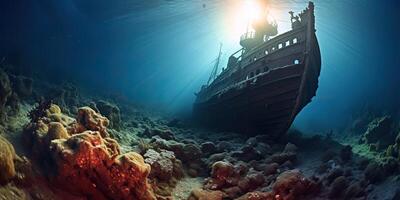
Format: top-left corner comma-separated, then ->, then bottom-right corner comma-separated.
362,116 -> 395,150
273,169 -> 318,200
75,106 -> 110,137
188,188 -> 226,200
24,103 -> 157,200
95,100 -> 122,130
144,149 -> 183,181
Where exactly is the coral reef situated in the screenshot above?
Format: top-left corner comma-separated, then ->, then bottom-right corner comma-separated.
24,104 -> 156,200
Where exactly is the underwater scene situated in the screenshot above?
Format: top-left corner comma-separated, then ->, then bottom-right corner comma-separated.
0,0 -> 400,199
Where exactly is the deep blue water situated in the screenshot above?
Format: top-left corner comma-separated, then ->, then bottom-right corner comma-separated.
1,0 -> 399,133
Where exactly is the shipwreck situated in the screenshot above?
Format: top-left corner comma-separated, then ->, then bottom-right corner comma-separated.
194,2 -> 321,137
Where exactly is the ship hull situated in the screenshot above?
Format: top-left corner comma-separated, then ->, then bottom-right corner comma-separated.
193,33 -> 320,137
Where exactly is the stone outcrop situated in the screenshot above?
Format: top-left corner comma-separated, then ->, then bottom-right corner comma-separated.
361,116 -> 395,150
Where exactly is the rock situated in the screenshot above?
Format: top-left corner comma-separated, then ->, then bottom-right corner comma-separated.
211,161 -> 234,180
339,145 -> 352,163
12,75 -> 33,99
24,104 -> 157,200
0,69 -> 12,123
344,182 -> 365,199
381,157 -> 398,175
50,131 -> 155,200
182,143 -> 203,162
326,167 -> 344,184
283,143 -> 298,153
50,84 -> 80,114
264,163 -> 279,176
273,170 -> 318,200
222,186 -> 242,199
188,189 -> 226,200
75,106 -> 110,137
236,191 -> 274,200
95,100 -> 122,130
201,142 -> 217,156
144,149 -> 183,181
231,146 -> 263,162
216,141 -> 232,152
143,127 -> 175,140
364,162 -> 383,183
329,176 -> 348,198
0,135 -> 16,184
269,152 -> 296,165
386,133 -> 400,159
238,172 -> 265,192
362,116 -> 395,150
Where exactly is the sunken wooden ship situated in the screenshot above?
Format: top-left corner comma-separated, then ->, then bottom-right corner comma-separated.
193,2 -> 321,136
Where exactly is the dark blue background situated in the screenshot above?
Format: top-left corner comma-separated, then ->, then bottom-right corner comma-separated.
1,0 -> 399,132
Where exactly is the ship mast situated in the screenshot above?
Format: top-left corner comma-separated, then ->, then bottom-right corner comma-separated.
207,43 -> 223,85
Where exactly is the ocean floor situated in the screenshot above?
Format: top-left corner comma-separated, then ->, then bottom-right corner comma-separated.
1,66 -> 400,200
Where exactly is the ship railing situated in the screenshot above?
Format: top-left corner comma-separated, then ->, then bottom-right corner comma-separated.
240,31 -> 255,41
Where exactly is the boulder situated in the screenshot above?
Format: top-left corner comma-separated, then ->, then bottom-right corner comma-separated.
188,189 -> 226,200
144,149 -> 183,181
273,170 -> 318,200
362,116 -> 395,150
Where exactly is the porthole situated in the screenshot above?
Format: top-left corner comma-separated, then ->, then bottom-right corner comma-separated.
294,59 -> 300,64
264,66 -> 269,72
272,47 -> 276,51
278,43 -> 283,49
293,38 -> 298,44
253,57 -> 257,61
286,41 -> 290,46
265,50 -> 269,55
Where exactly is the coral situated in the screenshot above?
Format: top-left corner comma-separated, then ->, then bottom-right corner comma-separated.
24,103 -> 157,200
272,170 -> 318,200
328,176 -> 348,198
0,135 -> 16,184
187,188 -> 227,200
75,106 -> 110,137
144,149 -> 184,181
49,131 -> 154,200
144,149 -> 184,199
95,100 -> 122,130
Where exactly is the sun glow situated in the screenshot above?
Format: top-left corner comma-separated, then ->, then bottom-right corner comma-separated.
226,0 -> 273,41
